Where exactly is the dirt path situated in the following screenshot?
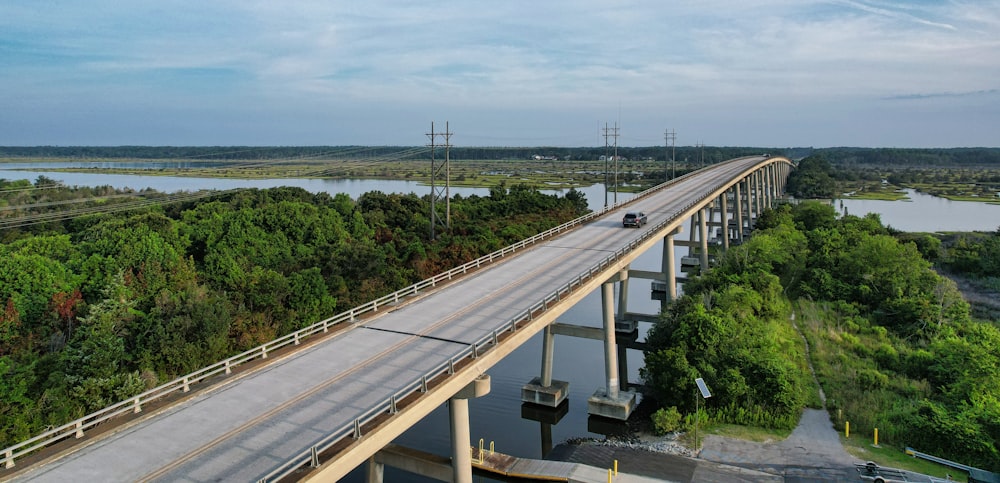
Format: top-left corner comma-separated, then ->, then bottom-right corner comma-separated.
697,310 -> 861,476
699,408 -> 860,470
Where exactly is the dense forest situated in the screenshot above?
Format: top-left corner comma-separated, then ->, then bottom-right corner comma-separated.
0,179 -> 589,448
642,201 -> 1000,470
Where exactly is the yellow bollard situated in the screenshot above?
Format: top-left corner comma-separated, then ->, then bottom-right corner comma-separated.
845,421 -> 850,438
490,441 -> 495,455
614,459 -> 618,475
607,468 -> 612,483
874,428 -> 879,446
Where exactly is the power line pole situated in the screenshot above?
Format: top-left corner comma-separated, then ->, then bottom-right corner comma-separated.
427,121 -> 452,240
664,129 -> 676,182
602,122 -> 620,206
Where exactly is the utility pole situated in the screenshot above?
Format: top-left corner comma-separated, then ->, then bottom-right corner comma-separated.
427,121 -> 452,240
664,129 -> 676,181
602,122 -> 620,206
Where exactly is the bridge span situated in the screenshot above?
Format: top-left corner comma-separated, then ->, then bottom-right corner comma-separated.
3,155 -> 791,482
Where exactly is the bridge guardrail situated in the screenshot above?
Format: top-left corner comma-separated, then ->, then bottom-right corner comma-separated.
0,167 -> 694,470
254,161 -> 772,482
2,156 -> 774,472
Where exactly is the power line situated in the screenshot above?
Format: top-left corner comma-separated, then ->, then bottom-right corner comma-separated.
664,129 -> 676,181
602,122 -> 620,207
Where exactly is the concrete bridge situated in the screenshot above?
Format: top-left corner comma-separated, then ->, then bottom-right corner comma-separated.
1,155 -> 792,482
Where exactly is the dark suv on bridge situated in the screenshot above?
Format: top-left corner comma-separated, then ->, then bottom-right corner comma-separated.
622,211 -> 647,228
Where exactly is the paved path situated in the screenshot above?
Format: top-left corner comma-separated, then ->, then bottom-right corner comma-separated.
699,408 -> 861,481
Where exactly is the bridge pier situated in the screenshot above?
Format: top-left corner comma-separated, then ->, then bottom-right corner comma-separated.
664,227 -> 679,301
587,278 -> 636,420
699,205 -> 709,271
735,181 -> 744,243
720,190 -> 730,250
449,375 -> 490,483
521,325 -> 570,407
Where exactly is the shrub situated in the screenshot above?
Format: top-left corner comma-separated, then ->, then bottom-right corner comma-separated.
652,406 -> 685,435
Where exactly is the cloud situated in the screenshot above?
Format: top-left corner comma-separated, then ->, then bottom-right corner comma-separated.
882,88 -> 999,101
0,0 -> 998,146
833,0 -> 957,30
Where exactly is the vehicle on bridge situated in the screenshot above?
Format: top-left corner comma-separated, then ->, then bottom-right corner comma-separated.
622,211 -> 647,228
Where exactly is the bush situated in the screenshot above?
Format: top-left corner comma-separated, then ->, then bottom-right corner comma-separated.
652,406 -> 685,435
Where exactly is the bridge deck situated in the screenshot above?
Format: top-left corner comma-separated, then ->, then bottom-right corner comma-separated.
6,156 -> 780,482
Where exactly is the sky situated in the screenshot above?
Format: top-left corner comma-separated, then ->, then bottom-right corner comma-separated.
1,1 -> 998,148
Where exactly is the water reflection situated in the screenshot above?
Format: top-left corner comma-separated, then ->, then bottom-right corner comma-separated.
835,189 -> 1000,232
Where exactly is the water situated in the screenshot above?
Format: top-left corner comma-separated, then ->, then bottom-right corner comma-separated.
0,167 -> 626,213
3,165 -> 996,480
834,189 -> 1000,232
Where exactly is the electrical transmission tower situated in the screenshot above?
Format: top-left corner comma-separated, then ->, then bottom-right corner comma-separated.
664,129 -> 676,182
427,121 -> 452,240
602,122 -> 620,207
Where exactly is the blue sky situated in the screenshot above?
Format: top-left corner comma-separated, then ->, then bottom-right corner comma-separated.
1,1 -> 997,147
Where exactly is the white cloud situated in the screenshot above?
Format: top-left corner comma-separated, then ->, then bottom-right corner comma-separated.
0,0 -> 997,146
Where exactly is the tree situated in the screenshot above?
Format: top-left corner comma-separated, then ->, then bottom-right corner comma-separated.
786,155 -> 835,198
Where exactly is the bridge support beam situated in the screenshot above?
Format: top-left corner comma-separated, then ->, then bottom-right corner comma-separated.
734,182 -> 744,243
449,375 -> 490,483
699,206 -> 709,272
663,227 -> 679,301
521,325 -> 569,407
720,190 -> 729,250
588,279 -> 636,420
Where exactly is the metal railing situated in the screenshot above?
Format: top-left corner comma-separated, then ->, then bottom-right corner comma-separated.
2,155 -> 778,472
254,161 -> 779,482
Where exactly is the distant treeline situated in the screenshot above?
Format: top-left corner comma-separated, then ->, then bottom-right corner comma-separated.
0,146 -> 784,164
813,147 -> 1000,166
1,145 -> 788,162
3,145 -> 998,165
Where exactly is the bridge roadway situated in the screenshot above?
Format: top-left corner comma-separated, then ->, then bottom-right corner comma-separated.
9,155 -> 781,482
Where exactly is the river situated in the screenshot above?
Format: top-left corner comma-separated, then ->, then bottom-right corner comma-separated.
1,166 -> 996,481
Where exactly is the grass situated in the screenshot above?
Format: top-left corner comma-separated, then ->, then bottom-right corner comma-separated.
705,422 -> 791,443
4,158 -> 651,190
840,185 -> 910,201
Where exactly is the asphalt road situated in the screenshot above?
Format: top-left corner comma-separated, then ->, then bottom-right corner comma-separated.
552,408 -> 953,483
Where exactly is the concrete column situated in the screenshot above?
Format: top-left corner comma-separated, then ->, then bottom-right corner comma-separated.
699,206 -> 709,271
768,165 -> 776,206
761,166 -> 770,208
720,191 -> 729,250
756,170 -> 763,215
747,176 -> 756,228
601,281 -> 619,400
540,325 -> 554,387
768,165 -> 775,207
616,268 -> 629,324
366,455 -> 384,483
617,341 -> 629,392
450,375 -> 491,483
588,279 -> 636,421
734,182 -> 744,243
664,230 -> 677,301
449,398 -> 472,483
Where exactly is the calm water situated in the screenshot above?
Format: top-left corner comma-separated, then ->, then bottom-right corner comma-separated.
835,189 -> 1000,232
3,166 -> 996,480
